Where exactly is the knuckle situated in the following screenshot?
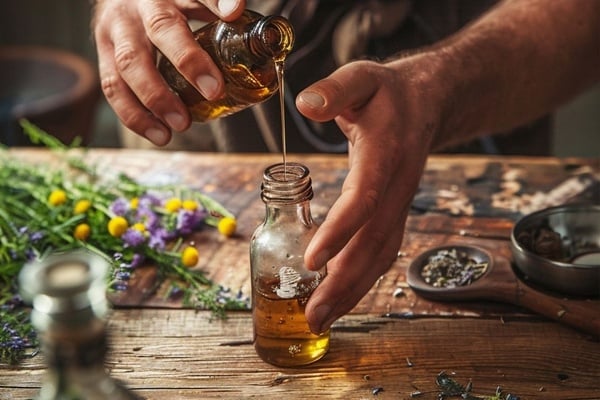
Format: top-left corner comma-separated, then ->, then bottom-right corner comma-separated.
320,77 -> 347,104
141,90 -> 168,110
146,9 -> 184,37
121,111 -> 150,132
113,45 -> 137,73
100,74 -> 118,100
170,48 -> 203,72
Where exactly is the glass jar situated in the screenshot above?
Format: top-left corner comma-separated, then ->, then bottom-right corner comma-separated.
158,9 -> 294,122
19,250 -> 139,400
250,162 -> 329,367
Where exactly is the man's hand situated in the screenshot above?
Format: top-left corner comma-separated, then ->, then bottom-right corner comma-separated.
296,57 -> 442,334
92,0 -> 245,145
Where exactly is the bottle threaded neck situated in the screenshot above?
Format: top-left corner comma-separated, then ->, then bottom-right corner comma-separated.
261,162 -> 313,204
250,15 -> 295,59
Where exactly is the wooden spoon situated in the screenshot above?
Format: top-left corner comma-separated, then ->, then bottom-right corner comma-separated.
407,245 -> 600,338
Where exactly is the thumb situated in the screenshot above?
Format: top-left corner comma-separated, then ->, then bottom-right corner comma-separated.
295,61 -> 381,122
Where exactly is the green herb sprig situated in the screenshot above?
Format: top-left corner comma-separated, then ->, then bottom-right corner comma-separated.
0,121 -> 248,364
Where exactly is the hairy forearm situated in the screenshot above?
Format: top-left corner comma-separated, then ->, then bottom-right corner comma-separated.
401,0 -> 600,150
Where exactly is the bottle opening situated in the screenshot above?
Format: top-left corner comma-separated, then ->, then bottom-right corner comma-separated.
254,16 -> 295,58
261,162 -> 313,204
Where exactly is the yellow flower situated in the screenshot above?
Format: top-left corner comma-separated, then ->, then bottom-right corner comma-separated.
73,223 -> 91,241
181,246 -> 199,267
217,217 -> 237,237
73,199 -> 92,214
165,197 -> 182,213
130,197 -> 139,209
48,189 -> 67,206
132,222 -> 146,232
182,199 -> 198,211
108,216 -> 129,237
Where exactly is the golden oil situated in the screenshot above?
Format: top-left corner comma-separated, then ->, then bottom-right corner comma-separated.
158,10 -> 294,122
253,279 -> 329,367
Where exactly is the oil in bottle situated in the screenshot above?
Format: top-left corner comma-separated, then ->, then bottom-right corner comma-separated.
158,10 -> 294,122
250,163 -> 329,367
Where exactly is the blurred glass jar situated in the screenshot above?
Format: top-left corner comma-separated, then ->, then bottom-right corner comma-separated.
19,250 -> 139,400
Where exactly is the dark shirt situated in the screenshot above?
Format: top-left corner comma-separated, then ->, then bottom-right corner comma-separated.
213,0 -> 551,155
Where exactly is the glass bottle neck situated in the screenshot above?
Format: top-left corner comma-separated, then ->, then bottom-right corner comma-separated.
261,162 -> 313,204
249,15 -> 295,60
264,200 -> 313,229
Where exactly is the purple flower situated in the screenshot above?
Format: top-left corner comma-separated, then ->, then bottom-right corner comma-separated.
131,253 -> 145,268
25,249 -> 35,261
29,231 -> 44,242
115,271 -> 131,281
110,197 -> 129,216
139,193 -> 161,208
136,205 -> 159,231
148,227 -> 169,250
0,295 -> 24,311
122,228 -> 146,247
119,262 -> 132,270
112,281 -> 128,291
167,285 -> 184,300
176,210 -> 200,234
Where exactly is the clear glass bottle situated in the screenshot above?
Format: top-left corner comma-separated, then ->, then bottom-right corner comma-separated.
158,9 -> 295,122
19,250 -> 139,400
250,162 -> 329,367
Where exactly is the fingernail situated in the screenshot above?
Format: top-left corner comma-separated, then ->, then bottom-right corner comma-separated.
196,75 -> 219,99
164,112 -> 186,132
144,127 -> 169,146
218,0 -> 238,16
312,304 -> 332,334
300,91 -> 325,108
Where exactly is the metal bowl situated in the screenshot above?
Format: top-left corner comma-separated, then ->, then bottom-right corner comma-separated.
510,204 -> 600,297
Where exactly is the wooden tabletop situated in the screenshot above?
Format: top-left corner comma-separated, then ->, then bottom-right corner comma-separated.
1,149 -> 599,399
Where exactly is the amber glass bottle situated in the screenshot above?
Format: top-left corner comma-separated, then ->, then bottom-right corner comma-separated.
19,251 -> 139,400
250,163 -> 329,367
158,10 -> 294,122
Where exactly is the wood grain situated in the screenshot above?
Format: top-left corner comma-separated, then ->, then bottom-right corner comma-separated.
3,309 -> 599,399
2,150 -> 599,400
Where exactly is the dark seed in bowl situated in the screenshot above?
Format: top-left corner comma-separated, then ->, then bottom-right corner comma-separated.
516,225 -> 564,261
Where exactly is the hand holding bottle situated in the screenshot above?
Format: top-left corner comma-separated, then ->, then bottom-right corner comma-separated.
92,0 -> 247,145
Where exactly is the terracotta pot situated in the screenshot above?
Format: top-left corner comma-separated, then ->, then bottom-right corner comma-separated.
0,45 -> 100,146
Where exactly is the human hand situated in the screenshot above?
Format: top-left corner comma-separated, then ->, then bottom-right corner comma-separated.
296,57 -> 444,334
92,0 -> 245,145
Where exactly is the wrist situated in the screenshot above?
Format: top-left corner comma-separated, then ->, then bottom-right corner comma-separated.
383,50 -> 450,152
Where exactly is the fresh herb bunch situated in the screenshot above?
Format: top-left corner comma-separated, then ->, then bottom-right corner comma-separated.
0,120 -> 248,364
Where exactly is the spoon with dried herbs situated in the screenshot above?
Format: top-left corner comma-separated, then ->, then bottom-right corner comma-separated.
406,245 -> 600,337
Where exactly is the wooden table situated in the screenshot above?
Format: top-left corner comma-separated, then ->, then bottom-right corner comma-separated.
1,149 -> 599,399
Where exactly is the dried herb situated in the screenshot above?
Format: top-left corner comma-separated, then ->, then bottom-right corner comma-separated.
435,372 -> 520,400
421,249 -> 488,288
